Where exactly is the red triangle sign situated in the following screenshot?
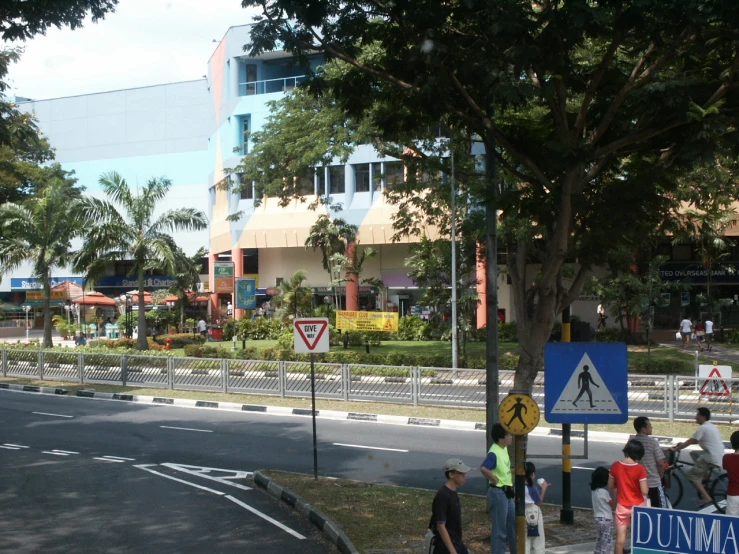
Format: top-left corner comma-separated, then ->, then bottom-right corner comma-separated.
294,319 -> 329,351
700,367 -> 731,397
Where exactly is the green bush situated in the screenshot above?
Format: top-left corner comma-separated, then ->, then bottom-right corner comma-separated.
183,344 -> 233,359
631,357 -> 690,374
152,333 -> 205,348
223,319 -> 236,341
475,321 -> 519,343
595,327 -> 629,342
396,316 -> 430,341
237,317 -> 286,340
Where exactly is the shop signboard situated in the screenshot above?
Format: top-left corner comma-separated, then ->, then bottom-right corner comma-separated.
336,311 -> 399,332
214,262 -> 234,293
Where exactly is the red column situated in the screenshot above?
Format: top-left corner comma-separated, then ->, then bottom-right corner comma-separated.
476,243 -> 487,329
209,252 -> 219,320
345,242 -> 358,311
232,246 -> 244,320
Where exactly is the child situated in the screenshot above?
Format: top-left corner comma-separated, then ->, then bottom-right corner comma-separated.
609,439 -> 648,554
723,430 -> 739,516
591,467 -> 616,554
524,462 -> 548,554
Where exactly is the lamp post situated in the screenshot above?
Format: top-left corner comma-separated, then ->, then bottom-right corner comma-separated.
22,305 -> 31,342
125,294 -> 133,339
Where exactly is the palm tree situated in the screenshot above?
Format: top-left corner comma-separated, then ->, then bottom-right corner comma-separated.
304,214 -> 357,308
0,179 -> 82,347
74,172 -> 208,350
272,269 -> 313,320
168,246 -> 207,330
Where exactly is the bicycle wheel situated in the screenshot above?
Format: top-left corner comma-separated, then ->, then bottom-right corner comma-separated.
664,469 -> 684,508
711,474 -> 728,514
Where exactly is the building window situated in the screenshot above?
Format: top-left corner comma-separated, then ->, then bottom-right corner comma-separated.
296,173 -> 314,196
244,248 -> 259,274
672,244 -> 692,261
372,162 -> 383,191
239,63 -> 258,96
238,175 -> 254,200
354,163 -> 370,192
384,161 -> 404,189
328,165 -> 345,194
240,117 -> 249,155
316,168 -> 326,196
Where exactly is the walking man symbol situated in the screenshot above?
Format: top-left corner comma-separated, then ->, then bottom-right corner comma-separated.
506,397 -> 528,428
572,365 -> 599,408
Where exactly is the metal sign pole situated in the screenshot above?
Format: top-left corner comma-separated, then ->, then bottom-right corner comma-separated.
311,351 -> 318,481
560,306 -> 574,525
514,434 -> 527,554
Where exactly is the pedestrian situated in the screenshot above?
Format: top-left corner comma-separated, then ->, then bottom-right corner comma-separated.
695,320 -> 706,351
705,317 -> 714,351
524,462 -> 548,554
631,417 -> 667,507
480,423 -> 516,554
596,303 -> 607,330
678,316 -> 692,347
74,333 -> 87,347
197,317 -> 207,338
609,439 -> 648,554
723,430 -> 739,516
590,467 -> 616,554
672,407 -> 725,507
425,458 -> 471,554
227,301 -> 233,318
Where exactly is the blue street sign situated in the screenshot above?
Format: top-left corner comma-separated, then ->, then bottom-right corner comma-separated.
544,342 -> 628,424
632,506 -> 738,554
235,278 -> 257,309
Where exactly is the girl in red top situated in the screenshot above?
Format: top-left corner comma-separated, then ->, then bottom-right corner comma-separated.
609,439 -> 648,554
723,430 -> 739,516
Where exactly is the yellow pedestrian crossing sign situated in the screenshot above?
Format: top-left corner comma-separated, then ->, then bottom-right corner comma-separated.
498,393 -> 540,435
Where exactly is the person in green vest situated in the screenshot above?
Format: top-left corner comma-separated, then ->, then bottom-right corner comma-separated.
480,423 -> 516,554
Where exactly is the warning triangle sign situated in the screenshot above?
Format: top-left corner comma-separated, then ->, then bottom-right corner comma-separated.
383,319 -> 394,330
700,368 -> 731,397
550,353 -> 622,414
294,319 -> 329,351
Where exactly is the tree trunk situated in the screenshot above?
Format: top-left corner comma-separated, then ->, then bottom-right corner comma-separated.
42,274 -> 53,348
137,268 -> 148,350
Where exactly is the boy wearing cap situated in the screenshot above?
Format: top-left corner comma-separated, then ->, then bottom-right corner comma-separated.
427,458 -> 471,554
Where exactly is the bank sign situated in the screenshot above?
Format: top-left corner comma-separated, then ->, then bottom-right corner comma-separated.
632,506 -> 739,554
11,277 -> 84,290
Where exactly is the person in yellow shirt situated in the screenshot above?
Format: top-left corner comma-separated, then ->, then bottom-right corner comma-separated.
480,423 -> 516,554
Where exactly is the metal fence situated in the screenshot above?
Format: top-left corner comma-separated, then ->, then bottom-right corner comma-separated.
2,349 -> 738,423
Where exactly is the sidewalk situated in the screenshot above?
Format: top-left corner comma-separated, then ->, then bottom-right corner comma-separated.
660,338 -> 739,365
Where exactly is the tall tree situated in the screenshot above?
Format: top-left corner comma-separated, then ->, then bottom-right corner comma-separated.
168,246 -> 207,330
73,172 -> 207,350
244,0 -> 739,392
0,178 -> 82,347
305,214 -> 357,309
0,1 -> 118,41
272,269 -> 313,320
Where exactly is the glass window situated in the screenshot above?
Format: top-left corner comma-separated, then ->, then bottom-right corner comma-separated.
238,175 -> 253,200
316,168 -> 326,196
384,161 -> 404,189
372,162 -> 383,191
241,117 -> 249,155
329,165 -> 345,194
354,163 -> 370,193
296,174 -> 314,196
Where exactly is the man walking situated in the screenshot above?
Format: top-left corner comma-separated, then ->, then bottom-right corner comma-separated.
480,423 -> 516,554
672,407 -> 725,506
632,417 -> 667,507
705,317 -> 714,351
426,458 -> 471,554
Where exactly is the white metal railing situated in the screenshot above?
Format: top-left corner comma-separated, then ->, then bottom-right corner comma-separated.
239,76 -> 306,96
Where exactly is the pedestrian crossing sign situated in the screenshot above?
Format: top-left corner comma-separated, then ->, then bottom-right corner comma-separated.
544,343 -> 628,424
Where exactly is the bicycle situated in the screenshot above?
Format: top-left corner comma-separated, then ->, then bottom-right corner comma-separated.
663,449 -> 728,513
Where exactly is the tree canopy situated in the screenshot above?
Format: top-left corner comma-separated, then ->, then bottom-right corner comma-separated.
0,0 -> 117,41
244,0 -> 739,390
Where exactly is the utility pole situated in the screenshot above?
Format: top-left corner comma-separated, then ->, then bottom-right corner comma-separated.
450,138 -> 458,371
485,138 -> 500,447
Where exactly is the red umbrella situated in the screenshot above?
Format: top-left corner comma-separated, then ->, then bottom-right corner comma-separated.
71,291 -> 117,306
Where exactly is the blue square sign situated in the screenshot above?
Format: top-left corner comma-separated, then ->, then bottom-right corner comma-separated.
544,342 -> 628,424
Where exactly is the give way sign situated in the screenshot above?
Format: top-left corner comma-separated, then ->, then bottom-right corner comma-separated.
293,318 -> 330,353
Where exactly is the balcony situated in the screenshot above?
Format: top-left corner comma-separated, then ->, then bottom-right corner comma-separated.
239,76 -> 306,97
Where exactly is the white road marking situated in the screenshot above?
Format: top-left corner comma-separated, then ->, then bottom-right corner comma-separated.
32,412 -> 73,418
4,444 -> 29,448
0,445 -> 20,450
160,425 -> 213,433
42,451 -> 68,456
93,457 -> 125,463
333,443 -> 409,453
52,450 -> 80,455
161,463 -> 252,490
101,456 -> 135,461
134,464 -> 226,495
225,495 -> 306,540
573,466 -> 596,471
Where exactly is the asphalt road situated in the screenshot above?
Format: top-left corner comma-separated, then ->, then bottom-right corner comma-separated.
0,388 -> 709,552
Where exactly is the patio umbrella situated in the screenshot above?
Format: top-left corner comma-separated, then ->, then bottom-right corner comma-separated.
71,291 -> 117,306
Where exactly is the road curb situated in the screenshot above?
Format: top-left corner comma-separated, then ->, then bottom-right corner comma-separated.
1,383 -> 733,448
252,470 -> 359,554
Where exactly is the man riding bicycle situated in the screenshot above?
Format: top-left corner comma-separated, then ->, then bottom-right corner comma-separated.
672,407 -> 725,507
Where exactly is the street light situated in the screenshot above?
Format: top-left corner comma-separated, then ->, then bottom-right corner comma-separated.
22,305 -> 31,342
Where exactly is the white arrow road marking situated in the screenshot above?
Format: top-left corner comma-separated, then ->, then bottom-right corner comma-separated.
225,495 -> 306,540
101,456 -> 135,461
0,445 -> 20,450
160,425 -> 213,433
42,451 -> 68,456
161,463 -> 252,490
134,464 -> 226,495
93,457 -> 125,463
32,412 -> 73,418
333,443 -> 409,453
52,450 -> 79,455
4,444 -> 29,448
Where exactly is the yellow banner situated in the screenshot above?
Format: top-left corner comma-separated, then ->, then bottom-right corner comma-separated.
336,311 -> 399,332
26,290 -> 66,301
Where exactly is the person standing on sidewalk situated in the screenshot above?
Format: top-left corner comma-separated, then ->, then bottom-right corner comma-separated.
631,417 -> 667,507
609,439 -> 648,554
705,317 -> 714,351
426,458 -> 471,554
480,423 -> 516,554
678,316 -> 692,347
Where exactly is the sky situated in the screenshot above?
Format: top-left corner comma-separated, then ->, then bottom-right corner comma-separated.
6,0 -> 260,100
